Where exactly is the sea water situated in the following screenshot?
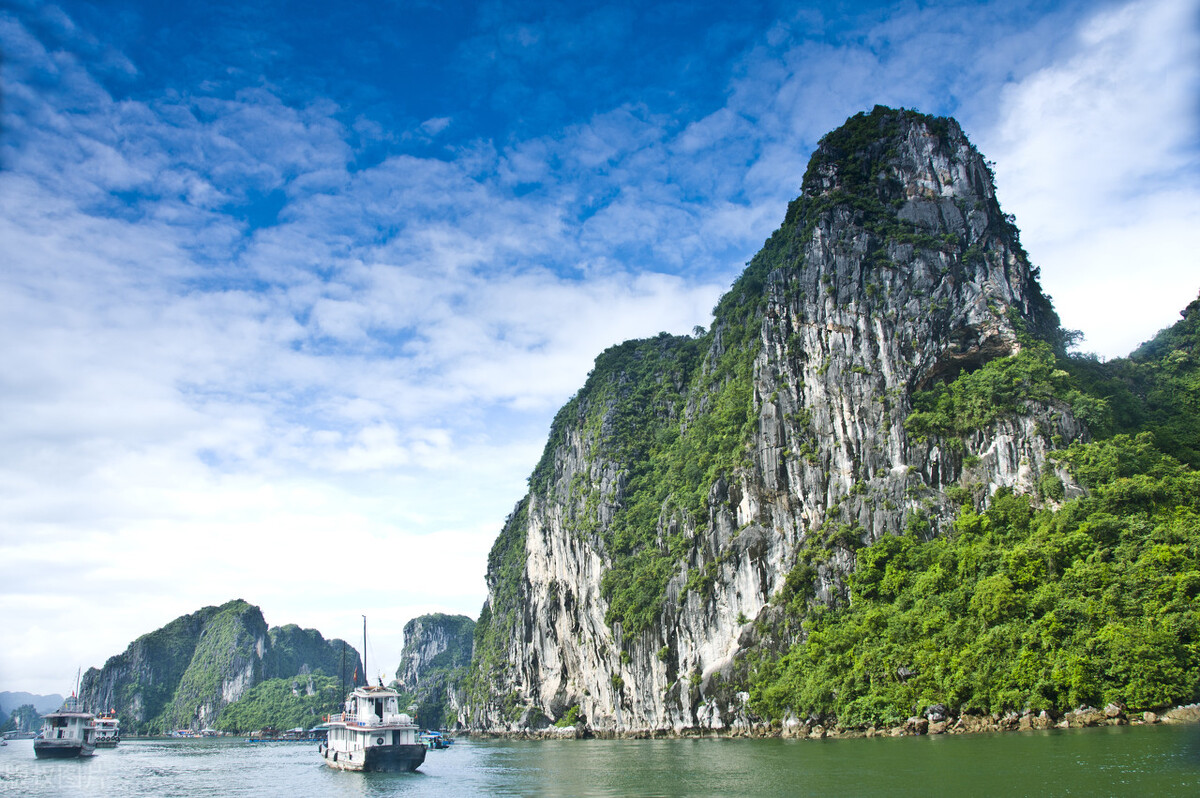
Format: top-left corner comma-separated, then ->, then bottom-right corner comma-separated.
2,723 -> 1198,796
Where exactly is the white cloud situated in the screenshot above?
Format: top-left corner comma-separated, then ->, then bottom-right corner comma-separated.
980,0 -> 1200,356
0,8 -> 728,692
420,116 -> 452,136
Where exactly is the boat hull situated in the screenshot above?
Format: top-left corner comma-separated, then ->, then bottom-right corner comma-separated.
321,742 -> 426,772
94,739 -> 120,748
34,739 -> 96,759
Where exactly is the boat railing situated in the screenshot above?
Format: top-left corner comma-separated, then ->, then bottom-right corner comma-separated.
324,713 -> 413,727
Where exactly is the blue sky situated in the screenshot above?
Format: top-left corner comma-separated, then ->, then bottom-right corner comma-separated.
2,0 -> 1197,695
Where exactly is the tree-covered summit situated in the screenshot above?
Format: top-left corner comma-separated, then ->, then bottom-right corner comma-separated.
801,105 -> 955,198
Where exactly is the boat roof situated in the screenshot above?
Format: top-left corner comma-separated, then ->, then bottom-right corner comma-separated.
43,710 -> 94,719
351,685 -> 400,698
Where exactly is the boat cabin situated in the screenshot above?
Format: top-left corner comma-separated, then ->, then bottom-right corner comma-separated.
44,713 -> 93,742
345,686 -> 407,726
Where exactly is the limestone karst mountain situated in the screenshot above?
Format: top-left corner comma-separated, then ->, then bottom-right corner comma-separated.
80,599 -> 362,733
395,613 -> 475,729
462,106 -> 1200,734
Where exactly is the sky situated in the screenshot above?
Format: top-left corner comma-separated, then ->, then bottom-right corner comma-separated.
2,0 -> 1197,697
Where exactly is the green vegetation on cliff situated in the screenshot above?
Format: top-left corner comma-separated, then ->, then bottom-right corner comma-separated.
469,106 -> 1199,730
82,599 -> 361,734
163,600 -> 266,730
750,297 -> 1200,724
801,105 -> 949,197
96,602 -> 239,734
215,674 -> 342,733
469,500 -> 530,716
397,613 -> 474,729
904,337 -> 1108,445
478,288 -> 767,680
549,231 -> 780,639
752,435 -> 1199,724
1067,294 -> 1200,468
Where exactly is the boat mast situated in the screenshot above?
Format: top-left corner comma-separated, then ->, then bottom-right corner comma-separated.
362,615 -> 367,688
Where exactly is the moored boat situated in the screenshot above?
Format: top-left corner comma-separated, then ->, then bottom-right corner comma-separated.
418,730 -> 452,749
33,696 -> 96,759
319,616 -> 425,773
319,685 -> 426,772
93,710 -> 120,747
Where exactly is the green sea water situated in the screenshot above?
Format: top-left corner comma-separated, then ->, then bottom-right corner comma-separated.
2,723 -> 1197,796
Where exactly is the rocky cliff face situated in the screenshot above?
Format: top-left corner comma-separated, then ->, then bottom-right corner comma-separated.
397,613 -> 474,729
397,614 -> 475,690
80,599 -> 361,733
467,107 -> 1088,734
267,623 -> 357,681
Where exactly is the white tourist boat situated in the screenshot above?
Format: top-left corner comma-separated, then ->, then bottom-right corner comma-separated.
34,696 -> 96,759
93,710 -> 120,747
319,617 -> 425,773
319,684 -> 426,772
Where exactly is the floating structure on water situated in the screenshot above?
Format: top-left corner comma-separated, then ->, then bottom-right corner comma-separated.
319,616 -> 425,772
93,710 -> 120,747
246,727 -> 322,742
319,685 -> 426,772
418,730 -> 454,750
34,696 -> 96,759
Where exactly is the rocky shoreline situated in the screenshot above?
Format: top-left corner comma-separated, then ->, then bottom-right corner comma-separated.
468,703 -> 1200,741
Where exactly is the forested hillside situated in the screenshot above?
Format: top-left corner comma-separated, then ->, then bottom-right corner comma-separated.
81,599 -> 362,733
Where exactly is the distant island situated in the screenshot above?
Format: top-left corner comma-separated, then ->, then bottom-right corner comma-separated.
78,599 -> 363,735
1,693 -> 64,736
0,692 -> 64,717
394,613 -> 475,730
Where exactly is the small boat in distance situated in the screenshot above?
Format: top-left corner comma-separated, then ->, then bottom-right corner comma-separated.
93,710 -> 120,747
33,696 -> 96,759
418,730 -> 453,749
